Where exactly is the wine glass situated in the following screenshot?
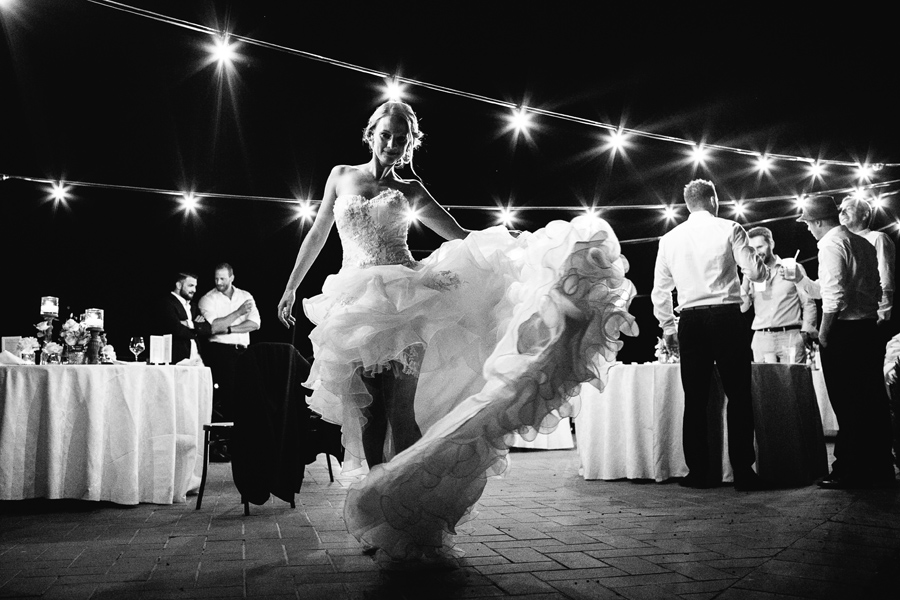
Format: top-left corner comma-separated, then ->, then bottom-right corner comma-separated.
129,336 -> 145,362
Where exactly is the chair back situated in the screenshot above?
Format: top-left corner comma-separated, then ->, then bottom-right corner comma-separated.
231,343 -> 310,505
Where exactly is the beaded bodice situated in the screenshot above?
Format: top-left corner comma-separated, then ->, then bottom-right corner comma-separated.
334,189 -> 416,268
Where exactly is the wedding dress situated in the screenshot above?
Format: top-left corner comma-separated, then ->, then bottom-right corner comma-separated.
303,188 -> 638,559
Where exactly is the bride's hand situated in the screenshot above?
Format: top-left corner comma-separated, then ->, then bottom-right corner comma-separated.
277,291 -> 297,329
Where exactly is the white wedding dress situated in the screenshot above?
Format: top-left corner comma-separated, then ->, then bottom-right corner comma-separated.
303,188 -> 638,559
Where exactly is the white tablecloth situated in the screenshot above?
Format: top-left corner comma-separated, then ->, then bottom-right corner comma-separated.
511,417 -> 575,450
576,363 -> 826,485
0,364 -> 212,504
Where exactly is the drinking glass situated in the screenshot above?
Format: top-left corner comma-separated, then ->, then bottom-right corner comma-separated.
129,336 -> 145,362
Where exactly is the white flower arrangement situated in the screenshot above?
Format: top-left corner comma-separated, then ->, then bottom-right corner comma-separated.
61,318 -> 90,347
100,345 -> 117,363
43,341 -> 64,356
17,337 -> 40,354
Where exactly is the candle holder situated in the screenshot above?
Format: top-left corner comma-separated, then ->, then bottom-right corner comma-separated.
83,308 -> 104,330
40,296 -> 59,318
86,327 -> 105,364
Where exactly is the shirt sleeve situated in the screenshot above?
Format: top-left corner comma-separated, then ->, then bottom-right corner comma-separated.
198,294 -> 214,323
246,292 -> 261,328
875,234 -> 895,320
818,239 -> 846,315
794,263 -> 818,332
739,275 -> 753,312
651,238 -> 677,335
732,224 -> 768,283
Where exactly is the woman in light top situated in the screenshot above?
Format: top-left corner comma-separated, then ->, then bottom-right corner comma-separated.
278,101 -> 638,560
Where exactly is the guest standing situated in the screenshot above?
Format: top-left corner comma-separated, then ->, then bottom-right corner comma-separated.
740,227 -> 818,363
198,263 -> 260,424
839,196 -> 895,325
795,195 -> 895,488
651,179 -> 769,490
156,271 -> 211,364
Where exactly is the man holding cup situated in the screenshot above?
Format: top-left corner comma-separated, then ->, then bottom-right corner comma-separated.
740,227 -> 818,364
795,195 -> 895,488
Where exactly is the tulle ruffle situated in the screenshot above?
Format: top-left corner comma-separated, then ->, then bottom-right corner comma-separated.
338,215 -> 639,559
303,226 -> 524,474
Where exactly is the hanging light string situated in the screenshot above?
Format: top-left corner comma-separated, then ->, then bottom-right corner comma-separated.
85,0 -> 897,171
4,172 -> 896,212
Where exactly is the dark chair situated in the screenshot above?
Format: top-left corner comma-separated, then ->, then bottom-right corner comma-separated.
195,343 -> 344,513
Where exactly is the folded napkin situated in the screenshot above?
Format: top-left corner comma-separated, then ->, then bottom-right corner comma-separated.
0,350 -> 26,365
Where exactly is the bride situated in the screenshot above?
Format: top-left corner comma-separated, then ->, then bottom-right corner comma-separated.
277,101 -> 638,560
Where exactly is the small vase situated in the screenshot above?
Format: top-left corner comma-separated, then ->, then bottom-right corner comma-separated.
20,352 -> 36,364
45,353 -> 61,365
66,344 -> 86,365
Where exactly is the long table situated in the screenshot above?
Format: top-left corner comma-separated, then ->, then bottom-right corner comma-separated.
575,362 -> 827,486
0,363 -> 212,504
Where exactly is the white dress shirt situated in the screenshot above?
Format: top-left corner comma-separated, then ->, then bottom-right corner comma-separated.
859,228 -> 895,321
795,226 -> 881,320
740,256 -> 818,332
198,285 -> 261,346
652,210 -> 768,335
170,292 -> 202,362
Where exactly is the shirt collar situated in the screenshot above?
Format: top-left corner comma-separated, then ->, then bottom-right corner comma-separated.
817,225 -> 843,249
170,291 -> 191,310
687,210 -> 713,221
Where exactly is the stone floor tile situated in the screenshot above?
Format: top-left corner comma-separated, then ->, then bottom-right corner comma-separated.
542,551 -> 607,569
486,572 -> 556,595
493,547 -> 552,563
601,555 -> 671,575
545,578 -> 624,599
534,566 -> 628,581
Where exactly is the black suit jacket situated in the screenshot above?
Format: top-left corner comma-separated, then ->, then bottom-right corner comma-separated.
156,294 -> 212,363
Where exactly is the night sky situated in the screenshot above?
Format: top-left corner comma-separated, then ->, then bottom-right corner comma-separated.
2,0 -> 898,361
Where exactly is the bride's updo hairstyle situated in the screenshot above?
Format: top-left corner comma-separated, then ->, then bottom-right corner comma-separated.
362,101 -> 424,167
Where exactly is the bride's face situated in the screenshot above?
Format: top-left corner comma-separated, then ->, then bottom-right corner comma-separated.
371,115 -> 410,166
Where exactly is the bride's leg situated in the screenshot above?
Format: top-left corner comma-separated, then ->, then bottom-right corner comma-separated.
383,361 -> 423,454
359,370 -> 387,467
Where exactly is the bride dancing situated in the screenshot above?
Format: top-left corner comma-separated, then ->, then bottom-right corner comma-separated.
277,101 -> 638,560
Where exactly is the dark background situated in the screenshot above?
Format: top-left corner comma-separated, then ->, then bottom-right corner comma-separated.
2,1 -> 898,361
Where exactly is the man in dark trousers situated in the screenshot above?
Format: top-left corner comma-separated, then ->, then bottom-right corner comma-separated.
795,195 -> 895,488
157,271 -> 213,364
651,179 -> 769,491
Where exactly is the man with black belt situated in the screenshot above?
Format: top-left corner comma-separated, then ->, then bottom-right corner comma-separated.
651,179 -> 769,491
740,226 -> 818,363
198,263 -> 260,428
794,195 -> 894,488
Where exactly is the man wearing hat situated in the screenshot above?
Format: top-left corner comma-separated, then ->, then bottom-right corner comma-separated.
795,195 -> 895,488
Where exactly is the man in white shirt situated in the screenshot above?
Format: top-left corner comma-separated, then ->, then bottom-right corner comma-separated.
199,263 -> 261,425
652,179 -> 769,491
740,227 -> 818,364
839,196 -> 895,325
794,195 -> 894,488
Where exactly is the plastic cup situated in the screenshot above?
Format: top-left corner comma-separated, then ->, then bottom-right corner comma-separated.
784,347 -> 796,364
764,352 -> 778,364
781,257 -> 798,281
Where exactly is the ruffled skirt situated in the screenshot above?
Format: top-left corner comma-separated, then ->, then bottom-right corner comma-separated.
302,216 -> 638,558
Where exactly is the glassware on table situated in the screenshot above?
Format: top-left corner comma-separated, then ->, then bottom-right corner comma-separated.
129,336 -> 145,362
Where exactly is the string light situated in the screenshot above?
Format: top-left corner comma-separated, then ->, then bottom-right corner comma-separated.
756,154 -> 772,174
508,107 -> 532,135
84,1 -> 899,174
48,181 -> 69,203
382,78 -> 406,102
498,206 -> 517,227
872,195 -> 885,209
856,163 -> 874,181
689,144 -> 708,166
208,35 -> 238,68
603,129 -> 629,155
405,206 -> 421,223
663,205 -> 677,221
733,202 -> 746,218
179,192 -> 199,212
807,161 -> 825,181
295,200 -> 316,221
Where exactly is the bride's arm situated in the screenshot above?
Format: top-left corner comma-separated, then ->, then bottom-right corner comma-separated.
412,182 -> 470,241
277,167 -> 341,328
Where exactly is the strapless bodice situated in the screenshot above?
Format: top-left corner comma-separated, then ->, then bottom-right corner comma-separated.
334,189 -> 416,268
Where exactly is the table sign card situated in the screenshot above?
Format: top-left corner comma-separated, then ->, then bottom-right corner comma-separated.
2,337 -> 22,356
149,335 -> 172,364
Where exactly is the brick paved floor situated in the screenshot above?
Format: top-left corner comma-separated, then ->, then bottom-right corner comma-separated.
2,443 -> 899,599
